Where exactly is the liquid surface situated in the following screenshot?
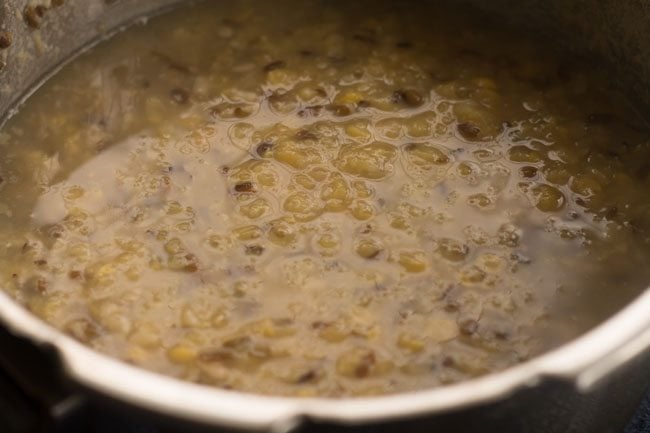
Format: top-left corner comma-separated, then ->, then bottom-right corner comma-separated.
0,0 -> 649,397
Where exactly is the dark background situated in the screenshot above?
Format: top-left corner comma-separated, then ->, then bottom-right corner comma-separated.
627,392 -> 650,433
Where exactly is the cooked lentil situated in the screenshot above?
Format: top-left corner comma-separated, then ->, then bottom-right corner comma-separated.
0,0 -> 649,397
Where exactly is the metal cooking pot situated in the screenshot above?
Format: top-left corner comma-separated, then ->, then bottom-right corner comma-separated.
0,1 -> 649,432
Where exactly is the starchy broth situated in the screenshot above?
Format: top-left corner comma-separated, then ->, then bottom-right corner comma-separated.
0,0 -> 649,397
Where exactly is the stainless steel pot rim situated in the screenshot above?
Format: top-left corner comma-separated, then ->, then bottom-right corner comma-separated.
1,288 -> 649,430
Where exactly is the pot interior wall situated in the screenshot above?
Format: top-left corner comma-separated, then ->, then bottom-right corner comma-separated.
465,0 -> 650,115
1,0 -> 649,123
